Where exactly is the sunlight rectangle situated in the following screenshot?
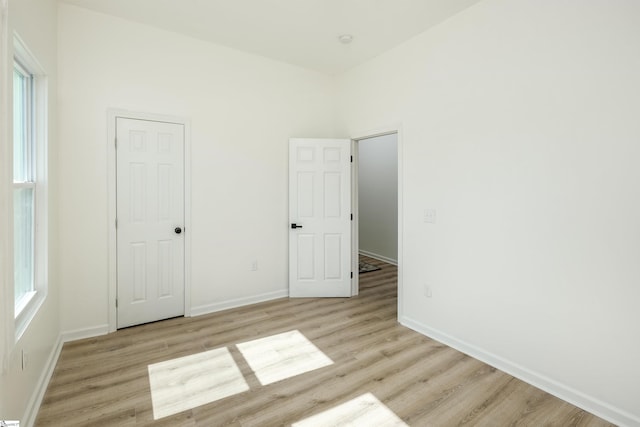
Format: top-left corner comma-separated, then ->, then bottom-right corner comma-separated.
148,347 -> 249,419
236,330 -> 333,385
292,393 -> 408,427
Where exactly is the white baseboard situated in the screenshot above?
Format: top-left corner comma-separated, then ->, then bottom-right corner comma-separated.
20,324 -> 110,426
61,324 -> 110,343
191,289 -> 289,317
400,316 -> 639,427
21,335 -> 63,427
359,249 -> 397,265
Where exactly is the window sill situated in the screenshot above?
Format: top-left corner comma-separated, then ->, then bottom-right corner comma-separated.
15,290 -> 45,341
15,290 -> 36,315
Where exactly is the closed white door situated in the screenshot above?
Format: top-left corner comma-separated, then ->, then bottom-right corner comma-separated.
116,118 -> 185,328
289,138 -> 352,297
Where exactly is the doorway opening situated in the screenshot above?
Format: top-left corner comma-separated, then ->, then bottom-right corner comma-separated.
357,134 -> 398,263
351,130 -> 401,317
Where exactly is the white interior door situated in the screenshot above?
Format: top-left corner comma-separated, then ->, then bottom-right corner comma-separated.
116,117 -> 185,328
289,138 -> 352,297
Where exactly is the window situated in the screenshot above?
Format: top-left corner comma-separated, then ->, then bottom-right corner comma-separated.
12,34 -> 47,338
13,59 -> 35,313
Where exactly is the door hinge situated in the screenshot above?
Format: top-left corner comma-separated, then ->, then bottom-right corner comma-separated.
115,298 -> 118,308
115,138 -> 117,149
115,218 -> 118,228
350,155 -> 353,163
351,213 -> 353,221
351,271 -> 353,279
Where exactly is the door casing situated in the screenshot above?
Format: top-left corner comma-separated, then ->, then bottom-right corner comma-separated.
107,109 -> 192,333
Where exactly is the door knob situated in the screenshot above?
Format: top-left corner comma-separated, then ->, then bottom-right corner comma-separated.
175,227 -> 182,234
291,223 -> 303,229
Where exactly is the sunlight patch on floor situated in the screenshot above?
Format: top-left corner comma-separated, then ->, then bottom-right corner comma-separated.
147,330 -> 332,418
147,347 -> 249,420
236,330 -> 333,386
292,393 -> 408,427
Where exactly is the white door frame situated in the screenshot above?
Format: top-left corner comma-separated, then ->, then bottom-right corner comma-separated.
107,109 -> 192,332
350,125 -> 403,320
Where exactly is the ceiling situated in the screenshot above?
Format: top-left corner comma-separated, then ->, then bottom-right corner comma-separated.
60,0 -> 482,75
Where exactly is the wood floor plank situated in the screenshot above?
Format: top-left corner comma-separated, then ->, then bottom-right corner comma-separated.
35,256 -> 615,426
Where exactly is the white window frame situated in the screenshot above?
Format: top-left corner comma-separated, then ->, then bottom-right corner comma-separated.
13,59 -> 36,312
12,33 -> 48,341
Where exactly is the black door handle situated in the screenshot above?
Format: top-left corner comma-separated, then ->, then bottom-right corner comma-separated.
291,223 -> 303,229
175,227 -> 182,234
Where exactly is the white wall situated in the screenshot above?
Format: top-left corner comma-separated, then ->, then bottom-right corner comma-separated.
8,1 -> 639,425
0,0 -> 59,423
358,134 -> 397,262
57,4 -> 338,333
338,0 -> 640,424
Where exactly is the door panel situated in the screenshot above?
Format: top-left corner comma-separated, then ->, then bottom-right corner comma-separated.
117,118 -> 185,328
289,138 -> 351,297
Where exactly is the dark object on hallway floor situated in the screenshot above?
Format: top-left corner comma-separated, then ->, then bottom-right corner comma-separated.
359,261 -> 381,274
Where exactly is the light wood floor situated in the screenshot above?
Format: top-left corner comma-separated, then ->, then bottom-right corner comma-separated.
36,257 -> 615,426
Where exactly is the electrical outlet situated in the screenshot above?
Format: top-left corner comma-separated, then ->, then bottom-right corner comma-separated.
251,260 -> 258,271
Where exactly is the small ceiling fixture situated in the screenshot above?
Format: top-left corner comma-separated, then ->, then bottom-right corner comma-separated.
338,34 -> 354,45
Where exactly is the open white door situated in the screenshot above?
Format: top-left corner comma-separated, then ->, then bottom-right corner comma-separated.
116,117 -> 185,328
289,138 -> 352,297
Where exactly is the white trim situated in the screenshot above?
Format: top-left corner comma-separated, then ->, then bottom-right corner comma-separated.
61,324 -> 110,343
350,139 -> 359,296
351,125 -> 403,319
12,32 -> 49,343
107,109 -> 192,332
400,315 -> 639,427
183,122 -> 192,317
12,32 -> 45,76
21,334 -> 63,427
191,290 -> 288,317
21,324 -> 109,427
358,250 -> 397,266
0,0 -> 10,374
14,291 -> 45,342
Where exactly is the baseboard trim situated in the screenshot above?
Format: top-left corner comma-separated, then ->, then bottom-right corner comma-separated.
191,289 -> 289,317
61,324 -> 110,343
359,250 -> 397,265
21,335 -> 63,427
400,316 -> 639,427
